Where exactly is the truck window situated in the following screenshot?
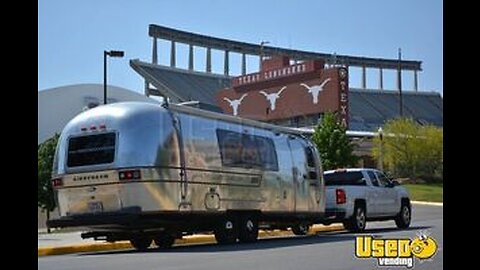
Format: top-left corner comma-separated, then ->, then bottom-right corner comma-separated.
323,171 -> 366,186
375,171 -> 390,187
367,171 -> 380,186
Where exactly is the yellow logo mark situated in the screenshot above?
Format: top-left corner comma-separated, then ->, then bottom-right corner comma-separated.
355,233 -> 438,268
356,236 -> 411,258
410,235 -> 438,259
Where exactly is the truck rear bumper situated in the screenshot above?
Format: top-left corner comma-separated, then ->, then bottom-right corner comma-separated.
323,208 -> 346,223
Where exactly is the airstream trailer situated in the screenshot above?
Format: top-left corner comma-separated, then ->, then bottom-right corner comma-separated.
48,101 -> 326,250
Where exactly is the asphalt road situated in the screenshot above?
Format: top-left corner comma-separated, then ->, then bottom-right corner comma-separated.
38,204 -> 443,270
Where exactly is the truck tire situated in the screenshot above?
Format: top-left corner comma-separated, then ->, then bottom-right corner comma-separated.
130,236 -> 152,251
214,215 -> 238,244
343,204 -> 366,232
395,201 -> 411,229
238,214 -> 259,243
291,224 -> 310,235
154,233 -> 176,249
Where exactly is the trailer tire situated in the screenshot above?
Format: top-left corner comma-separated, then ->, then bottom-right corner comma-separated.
238,214 -> 259,243
291,224 -> 310,235
130,236 -> 152,251
154,233 -> 176,249
214,215 -> 238,244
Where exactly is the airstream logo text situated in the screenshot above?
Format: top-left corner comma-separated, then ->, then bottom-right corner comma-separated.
73,174 -> 109,181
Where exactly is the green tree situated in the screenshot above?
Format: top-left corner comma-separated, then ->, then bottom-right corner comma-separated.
38,133 -> 60,232
372,118 -> 443,181
312,112 -> 358,170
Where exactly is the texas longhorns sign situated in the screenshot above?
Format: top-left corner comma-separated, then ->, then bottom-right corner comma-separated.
216,58 -> 349,128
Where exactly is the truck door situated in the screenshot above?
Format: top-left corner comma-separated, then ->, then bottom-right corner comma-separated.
288,136 -> 310,212
366,170 -> 382,217
374,170 -> 399,215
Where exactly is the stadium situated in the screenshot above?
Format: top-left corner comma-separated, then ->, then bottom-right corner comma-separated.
38,24 -> 443,162
130,25 -> 443,166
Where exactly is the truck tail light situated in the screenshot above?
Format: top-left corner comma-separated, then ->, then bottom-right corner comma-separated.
119,170 -> 141,181
336,188 -> 346,204
52,177 -> 63,188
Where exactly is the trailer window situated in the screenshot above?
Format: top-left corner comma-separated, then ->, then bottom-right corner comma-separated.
241,134 -> 262,167
256,136 -> 278,171
67,132 -> 116,167
305,147 -> 315,167
216,129 -> 278,170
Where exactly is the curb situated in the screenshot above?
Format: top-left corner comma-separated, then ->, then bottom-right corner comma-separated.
411,201 -> 443,206
38,224 -> 344,257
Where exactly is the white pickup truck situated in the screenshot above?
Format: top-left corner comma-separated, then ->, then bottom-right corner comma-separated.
322,168 -> 411,232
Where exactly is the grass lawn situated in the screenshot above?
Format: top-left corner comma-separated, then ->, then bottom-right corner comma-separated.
402,183 -> 443,202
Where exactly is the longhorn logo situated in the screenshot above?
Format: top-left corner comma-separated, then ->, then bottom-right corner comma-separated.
300,78 -> 331,104
259,86 -> 287,111
223,93 -> 248,116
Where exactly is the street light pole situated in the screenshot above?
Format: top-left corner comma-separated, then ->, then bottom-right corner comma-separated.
378,127 -> 384,171
103,50 -> 125,105
104,51 -> 107,105
259,41 -> 269,70
398,48 -> 403,117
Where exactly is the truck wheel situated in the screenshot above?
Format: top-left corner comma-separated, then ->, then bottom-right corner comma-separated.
154,233 -> 176,249
291,224 -> 310,235
214,215 -> 238,244
343,204 -> 366,232
238,215 -> 259,243
395,201 -> 411,229
130,236 -> 152,251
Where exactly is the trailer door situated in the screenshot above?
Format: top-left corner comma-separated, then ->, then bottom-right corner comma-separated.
305,146 -> 322,212
288,137 -> 310,212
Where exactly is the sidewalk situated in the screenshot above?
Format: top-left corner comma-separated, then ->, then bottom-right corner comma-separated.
38,231 -> 98,249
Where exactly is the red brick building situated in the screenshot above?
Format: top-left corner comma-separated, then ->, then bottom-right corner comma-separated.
216,56 -> 349,128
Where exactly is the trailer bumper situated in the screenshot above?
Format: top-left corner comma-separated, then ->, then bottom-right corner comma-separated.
47,212 -> 141,228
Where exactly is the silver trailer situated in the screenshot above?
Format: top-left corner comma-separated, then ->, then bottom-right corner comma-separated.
48,101 -> 325,250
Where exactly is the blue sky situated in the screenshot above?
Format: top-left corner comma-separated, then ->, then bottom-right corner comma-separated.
38,0 -> 443,95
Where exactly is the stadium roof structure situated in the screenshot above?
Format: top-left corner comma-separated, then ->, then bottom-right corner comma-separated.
130,60 -> 231,105
130,60 -> 442,132
348,88 -> 442,131
148,24 -> 422,71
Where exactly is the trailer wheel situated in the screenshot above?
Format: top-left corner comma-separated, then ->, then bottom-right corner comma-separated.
214,215 -> 238,244
238,215 -> 258,243
291,224 -> 310,235
130,236 -> 152,251
154,233 -> 176,249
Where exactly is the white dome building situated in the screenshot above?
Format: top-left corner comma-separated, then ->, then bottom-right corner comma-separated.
38,84 -> 159,144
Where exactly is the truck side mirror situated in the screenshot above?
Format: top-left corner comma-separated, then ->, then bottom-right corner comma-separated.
387,180 -> 399,187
